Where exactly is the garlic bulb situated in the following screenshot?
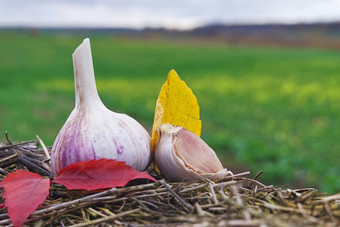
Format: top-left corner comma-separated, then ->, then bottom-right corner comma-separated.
51,38 -> 151,175
154,123 -> 229,182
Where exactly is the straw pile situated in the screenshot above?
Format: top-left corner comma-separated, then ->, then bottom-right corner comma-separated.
0,136 -> 339,226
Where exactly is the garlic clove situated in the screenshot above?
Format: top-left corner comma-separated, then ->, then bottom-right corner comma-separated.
154,123 -> 229,182
51,38 -> 151,175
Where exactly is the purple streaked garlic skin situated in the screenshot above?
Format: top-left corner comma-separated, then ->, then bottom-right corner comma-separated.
51,38 -> 151,175
154,123 -> 229,182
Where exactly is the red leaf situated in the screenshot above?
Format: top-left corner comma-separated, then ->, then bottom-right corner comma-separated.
0,170 -> 50,227
0,203 -> 5,209
53,159 -> 156,190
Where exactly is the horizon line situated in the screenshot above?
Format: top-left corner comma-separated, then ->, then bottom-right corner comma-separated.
2,20 -> 340,31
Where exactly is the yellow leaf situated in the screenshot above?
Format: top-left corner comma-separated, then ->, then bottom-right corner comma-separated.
151,69 -> 202,151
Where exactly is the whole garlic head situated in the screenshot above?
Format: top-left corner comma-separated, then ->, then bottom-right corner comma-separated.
51,38 -> 151,175
154,123 -> 229,182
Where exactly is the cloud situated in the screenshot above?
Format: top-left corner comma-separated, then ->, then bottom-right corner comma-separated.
1,0 -> 340,29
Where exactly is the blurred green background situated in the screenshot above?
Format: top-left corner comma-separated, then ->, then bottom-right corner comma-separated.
0,31 -> 339,193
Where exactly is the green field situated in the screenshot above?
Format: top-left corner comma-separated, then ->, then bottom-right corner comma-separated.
0,32 -> 339,193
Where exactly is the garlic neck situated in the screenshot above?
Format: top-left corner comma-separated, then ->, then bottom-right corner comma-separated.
159,123 -> 182,135
72,38 -> 104,110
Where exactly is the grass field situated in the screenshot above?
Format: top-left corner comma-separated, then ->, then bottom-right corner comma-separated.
0,32 -> 340,193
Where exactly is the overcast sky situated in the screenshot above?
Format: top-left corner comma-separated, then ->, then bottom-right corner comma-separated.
1,0 -> 340,29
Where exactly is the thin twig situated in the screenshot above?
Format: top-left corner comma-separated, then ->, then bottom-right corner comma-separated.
87,207 -> 108,218
36,135 -> 51,165
0,153 -> 18,167
209,183 -> 218,205
297,203 -> 318,223
69,209 -> 140,227
253,171 -> 263,180
0,153 -> 18,164
0,167 -> 9,175
298,190 -> 318,202
224,171 -> 250,181
21,154 -> 52,174
159,180 -> 193,212
194,202 -> 205,216
179,183 -> 208,194
231,185 -> 251,221
324,202 -> 337,223
5,131 -> 12,144
213,180 -> 237,188
36,182 -> 158,215
0,140 -> 37,151
321,194 -> 340,203
17,156 -> 52,176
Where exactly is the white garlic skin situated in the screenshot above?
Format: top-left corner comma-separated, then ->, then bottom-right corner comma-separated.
51,105 -> 151,174
51,38 -> 151,175
154,123 -> 229,182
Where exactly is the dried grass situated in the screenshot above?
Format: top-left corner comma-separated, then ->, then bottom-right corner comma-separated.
0,137 -> 339,226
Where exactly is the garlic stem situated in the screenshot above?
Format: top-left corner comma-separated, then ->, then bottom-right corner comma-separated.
72,38 -> 103,109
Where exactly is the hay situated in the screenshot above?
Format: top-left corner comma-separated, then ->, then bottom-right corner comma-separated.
0,137 -> 339,226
